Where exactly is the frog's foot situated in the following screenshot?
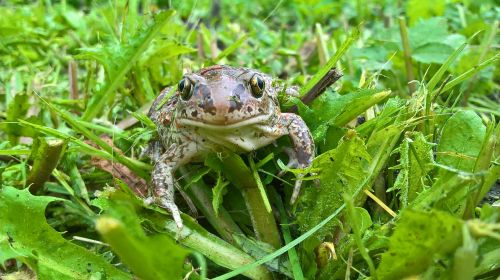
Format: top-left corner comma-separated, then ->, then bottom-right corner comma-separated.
272,113 -> 315,204
277,147 -> 304,204
152,161 -> 184,229
290,174 -> 304,205
285,86 -> 300,97
142,194 -> 183,229
159,195 -> 183,229
278,147 -> 299,177
143,193 -> 183,229
141,140 -> 164,161
143,196 -> 155,206
150,142 -> 201,230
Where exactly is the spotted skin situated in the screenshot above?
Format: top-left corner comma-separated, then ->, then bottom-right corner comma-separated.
146,65 -> 314,228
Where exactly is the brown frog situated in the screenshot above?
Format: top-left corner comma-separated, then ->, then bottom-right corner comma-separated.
146,65 -> 314,227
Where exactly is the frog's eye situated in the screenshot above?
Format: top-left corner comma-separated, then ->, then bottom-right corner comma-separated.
178,78 -> 193,100
250,74 -> 265,98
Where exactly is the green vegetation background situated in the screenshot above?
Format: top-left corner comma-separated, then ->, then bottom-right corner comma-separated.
0,0 -> 498,279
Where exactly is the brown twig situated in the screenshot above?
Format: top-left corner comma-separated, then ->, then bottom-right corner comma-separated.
288,68 -> 343,113
68,60 -> 79,100
88,136 -> 148,197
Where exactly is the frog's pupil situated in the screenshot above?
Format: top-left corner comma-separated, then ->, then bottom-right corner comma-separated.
257,78 -> 264,89
179,80 -> 185,91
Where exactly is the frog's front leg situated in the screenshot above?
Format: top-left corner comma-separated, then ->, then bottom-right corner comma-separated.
273,113 -> 315,204
151,141 -> 200,228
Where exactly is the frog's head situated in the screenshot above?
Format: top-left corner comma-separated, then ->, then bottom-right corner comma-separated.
175,65 -> 280,126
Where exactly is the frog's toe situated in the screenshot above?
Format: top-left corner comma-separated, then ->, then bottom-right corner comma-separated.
290,174 -> 304,204
143,196 -> 155,206
160,197 -> 184,229
285,86 -> 300,97
278,147 -> 299,177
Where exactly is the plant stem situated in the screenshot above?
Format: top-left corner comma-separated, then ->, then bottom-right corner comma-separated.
398,16 -> 416,95
220,153 -> 282,249
180,168 -> 244,245
27,137 -> 66,192
163,215 -> 273,280
315,23 -> 330,66
288,68 -> 343,114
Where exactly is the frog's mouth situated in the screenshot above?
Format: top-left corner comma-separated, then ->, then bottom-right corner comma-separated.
177,112 -> 274,130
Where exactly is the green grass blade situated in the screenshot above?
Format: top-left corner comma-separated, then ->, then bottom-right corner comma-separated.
271,189 -> 304,280
211,33 -> 249,63
427,32 -> 480,93
82,10 -> 175,121
248,156 -> 272,213
39,95 -> 151,178
0,149 -> 30,155
433,53 -> 499,96
299,27 -> 359,96
212,202 -> 347,280
17,119 -> 136,166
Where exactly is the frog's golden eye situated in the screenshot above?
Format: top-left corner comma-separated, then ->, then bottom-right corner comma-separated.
250,74 -> 265,98
178,78 -> 193,100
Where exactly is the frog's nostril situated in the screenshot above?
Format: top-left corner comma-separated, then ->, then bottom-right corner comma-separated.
228,97 -> 243,113
199,84 -> 212,100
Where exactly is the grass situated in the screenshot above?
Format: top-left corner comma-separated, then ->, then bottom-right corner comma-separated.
0,0 -> 499,279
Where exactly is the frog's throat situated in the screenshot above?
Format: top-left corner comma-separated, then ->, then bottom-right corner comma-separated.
176,112 -> 273,130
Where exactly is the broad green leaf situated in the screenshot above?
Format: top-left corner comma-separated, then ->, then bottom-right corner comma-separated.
296,131 -> 370,251
333,90 -> 391,127
350,45 -> 392,71
410,168 -> 480,217
412,43 -> 456,64
92,186 -> 272,279
96,194 -> 190,280
475,247 -> 500,277
0,186 -> 130,280
437,110 -> 486,172
390,132 -> 434,206
377,209 -> 463,279
408,17 -> 448,47
406,2 -> 445,26
306,89 -> 390,142
352,207 -> 373,234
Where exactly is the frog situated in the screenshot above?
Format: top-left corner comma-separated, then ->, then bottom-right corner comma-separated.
146,65 -> 315,228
